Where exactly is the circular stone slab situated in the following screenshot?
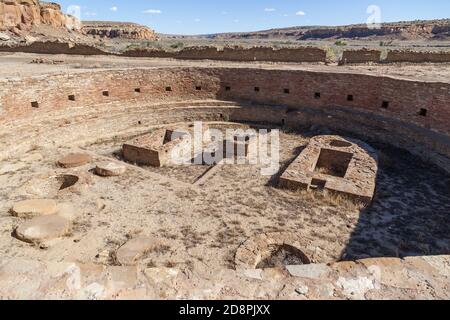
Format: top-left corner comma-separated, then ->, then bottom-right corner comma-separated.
116,237 -> 158,266
95,162 -> 127,177
57,153 -> 92,168
11,199 -> 58,218
15,215 -> 71,243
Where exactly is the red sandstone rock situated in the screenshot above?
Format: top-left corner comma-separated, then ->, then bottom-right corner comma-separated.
15,214 -> 71,243
57,153 -> 92,168
11,199 -> 58,218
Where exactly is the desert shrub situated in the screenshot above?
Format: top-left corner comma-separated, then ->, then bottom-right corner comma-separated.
334,40 -> 347,46
170,41 -> 185,49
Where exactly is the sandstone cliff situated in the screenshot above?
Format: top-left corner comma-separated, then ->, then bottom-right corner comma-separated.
82,21 -> 158,41
0,0 -> 80,32
193,19 -> 450,41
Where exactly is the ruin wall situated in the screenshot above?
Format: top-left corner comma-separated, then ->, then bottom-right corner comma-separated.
123,46 -> 327,63
1,67 -> 449,172
339,49 -> 382,64
0,41 -> 107,54
385,50 -> 450,63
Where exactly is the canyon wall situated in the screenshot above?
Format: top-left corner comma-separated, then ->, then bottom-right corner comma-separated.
0,0 -> 79,32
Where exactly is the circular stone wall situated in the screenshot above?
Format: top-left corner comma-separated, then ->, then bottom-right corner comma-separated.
0,66 -> 450,299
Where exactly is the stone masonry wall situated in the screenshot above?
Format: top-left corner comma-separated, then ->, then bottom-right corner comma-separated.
0,0 -> 80,31
1,67 -> 449,171
123,46 -> 327,63
339,49 -> 382,64
0,41 -> 108,54
385,50 -> 450,63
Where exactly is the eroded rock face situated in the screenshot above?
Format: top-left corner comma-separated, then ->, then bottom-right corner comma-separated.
82,21 -> 158,40
0,0 -> 80,32
95,162 -> 127,177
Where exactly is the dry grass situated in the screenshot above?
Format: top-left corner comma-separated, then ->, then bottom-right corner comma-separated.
295,189 -> 365,211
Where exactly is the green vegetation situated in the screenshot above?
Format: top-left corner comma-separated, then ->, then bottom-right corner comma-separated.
170,41 -> 185,49
334,40 -> 347,46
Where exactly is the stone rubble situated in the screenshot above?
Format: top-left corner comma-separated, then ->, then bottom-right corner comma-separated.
0,255 -> 449,300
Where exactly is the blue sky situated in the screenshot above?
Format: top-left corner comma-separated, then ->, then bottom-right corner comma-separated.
57,0 -> 450,35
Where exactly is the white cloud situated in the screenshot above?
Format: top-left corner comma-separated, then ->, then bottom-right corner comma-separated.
295,11 -> 306,16
194,18 -> 201,22
143,9 -> 162,14
84,12 -> 97,17
110,6 -> 118,12
264,8 -> 276,12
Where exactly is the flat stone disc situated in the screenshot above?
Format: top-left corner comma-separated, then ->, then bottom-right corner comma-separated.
57,153 -> 92,168
15,215 -> 71,243
95,162 -> 127,177
116,237 -> 158,266
11,199 -> 58,218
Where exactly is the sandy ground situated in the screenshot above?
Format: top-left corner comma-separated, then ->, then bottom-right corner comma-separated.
0,98 -> 449,272
1,52 -> 450,83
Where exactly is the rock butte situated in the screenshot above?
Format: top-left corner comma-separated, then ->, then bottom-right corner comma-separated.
57,153 -> 92,168
11,199 -> 58,218
15,214 -> 71,243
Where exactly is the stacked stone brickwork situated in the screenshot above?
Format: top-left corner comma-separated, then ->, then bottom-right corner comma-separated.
0,67 -> 449,173
339,49 -> 382,64
123,46 -> 327,63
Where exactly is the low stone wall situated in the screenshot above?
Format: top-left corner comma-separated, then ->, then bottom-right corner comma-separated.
385,50 -> 450,63
1,255 -> 449,299
1,66 -> 450,173
0,41 -> 107,55
122,46 -> 328,63
339,49 -> 382,64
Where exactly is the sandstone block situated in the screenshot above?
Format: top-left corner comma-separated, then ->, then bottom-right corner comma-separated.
11,199 -> 58,218
95,162 -> 127,177
15,214 -> 71,243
